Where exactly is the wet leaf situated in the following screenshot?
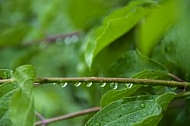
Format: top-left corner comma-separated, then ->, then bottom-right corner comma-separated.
108,50 -> 167,77
0,69 -> 15,125
86,92 -> 176,126
0,82 -> 17,126
101,69 -> 168,107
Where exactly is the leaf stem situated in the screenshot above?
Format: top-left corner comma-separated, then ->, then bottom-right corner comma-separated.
0,78 -> 14,84
35,111 -> 47,126
167,73 -> 184,82
34,107 -> 101,125
35,77 -> 189,88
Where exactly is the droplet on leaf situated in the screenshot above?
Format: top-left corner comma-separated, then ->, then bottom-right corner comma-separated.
140,103 -> 146,108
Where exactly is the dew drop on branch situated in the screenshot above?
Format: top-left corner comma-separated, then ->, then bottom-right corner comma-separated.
61,82 -> 67,88
100,82 -> 106,87
56,38 -> 64,45
74,82 -> 81,87
64,37 -> 72,45
71,35 -> 79,43
125,83 -> 133,88
110,83 -> 118,90
86,82 -> 93,87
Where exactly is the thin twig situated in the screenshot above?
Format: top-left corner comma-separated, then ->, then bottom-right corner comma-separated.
35,77 -> 189,88
35,107 -> 101,126
0,78 -> 14,84
23,30 -> 82,46
168,73 -> 184,82
35,111 -> 47,126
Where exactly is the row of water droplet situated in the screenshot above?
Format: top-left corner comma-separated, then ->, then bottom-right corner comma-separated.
39,35 -> 79,48
56,35 -> 79,45
53,82 -> 133,90
52,82 -> 178,91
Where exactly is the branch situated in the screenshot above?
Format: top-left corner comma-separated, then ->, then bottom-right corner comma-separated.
167,73 -> 184,82
35,111 -> 47,126
35,107 -> 101,126
0,78 -> 13,84
1,77 -> 189,88
23,30 -> 82,46
35,77 -> 189,88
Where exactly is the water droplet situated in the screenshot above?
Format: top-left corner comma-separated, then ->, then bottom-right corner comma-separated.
128,106 -> 131,110
39,42 -> 47,48
125,83 -> 133,88
61,82 -> 67,88
52,83 -> 56,85
100,82 -> 106,87
65,37 -> 72,45
141,111 -> 148,117
56,38 -> 63,45
121,106 -> 126,111
124,119 -> 128,123
140,103 -> 146,108
148,105 -> 152,109
71,35 -> 79,43
169,86 -> 177,91
86,82 -> 93,87
74,82 -> 81,87
110,83 -> 118,90
95,122 -> 101,126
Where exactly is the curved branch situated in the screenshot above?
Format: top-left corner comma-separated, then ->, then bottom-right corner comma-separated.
35,107 -> 101,126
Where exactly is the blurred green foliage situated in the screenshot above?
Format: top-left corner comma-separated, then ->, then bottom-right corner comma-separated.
0,0 -> 190,125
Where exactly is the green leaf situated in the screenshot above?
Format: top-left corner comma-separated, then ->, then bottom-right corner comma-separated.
0,69 -> 13,79
136,0 -> 178,55
10,65 -> 35,126
91,30 -> 135,74
0,82 -> 17,126
108,50 -> 168,77
86,92 -> 176,126
68,0 -> 109,29
100,50 -> 168,107
0,69 -> 15,125
100,69 -> 168,107
84,0 -> 156,68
